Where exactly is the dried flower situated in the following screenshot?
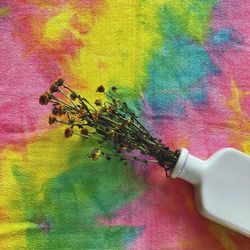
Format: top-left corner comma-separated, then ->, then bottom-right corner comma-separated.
122,102 -> 128,111
40,79 -> 180,176
78,110 -> 87,119
109,129 -> 115,137
52,106 -> 59,116
103,106 -> 111,113
69,117 -> 75,124
39,92 -> 51,105
111,86 -> 117,92
49,115 -> 57,125
122,118 -> 131,127
94,99 -> 102,106
117,144 -> 127,152
70,92 -> 77,100
96,85 -> 105,93
91,149 -> 101,160
112,98 -> 119,107
50,83 -> 58,93
55,78 -> 64,86
58,105 -> 66,116
93,110 -> 100,121
106,156 -> 111,160
64,128 -> 73,138
80,128 -> 89,135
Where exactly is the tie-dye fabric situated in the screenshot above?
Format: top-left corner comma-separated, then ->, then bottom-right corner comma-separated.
1,1 -> 250,249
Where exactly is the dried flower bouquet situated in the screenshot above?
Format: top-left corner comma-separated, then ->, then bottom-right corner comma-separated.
39,79 -> 180,176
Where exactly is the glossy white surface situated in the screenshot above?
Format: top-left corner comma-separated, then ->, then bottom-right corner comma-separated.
171,148 -> 250,237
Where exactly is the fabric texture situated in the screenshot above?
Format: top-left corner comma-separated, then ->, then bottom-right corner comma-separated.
1,0 -> 250,249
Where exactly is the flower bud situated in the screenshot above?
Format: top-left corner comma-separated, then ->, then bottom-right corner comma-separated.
94,99 -> 102,106
50,83 -> 58,93
91,149 -> 101,160
55,78 -> 64,86
112,98 -> 119,107
64,128 -> 73,138
111,86 -> 117,92
80,128 -> 89,135
39,92 -> 50,105
52,106 -> 59,115
69,117 -> 75,124
48,115 -> 57,125
58,105 -> 66,116
96,85 -> 105,93
70,92 -> 77,100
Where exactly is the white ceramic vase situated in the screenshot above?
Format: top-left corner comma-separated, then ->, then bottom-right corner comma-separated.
171,148 -> 250,237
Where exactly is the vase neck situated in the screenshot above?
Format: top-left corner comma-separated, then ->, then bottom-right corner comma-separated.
170,148 -> 205,185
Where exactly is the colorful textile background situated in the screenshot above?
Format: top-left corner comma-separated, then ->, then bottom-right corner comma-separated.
1,0 -> 250,249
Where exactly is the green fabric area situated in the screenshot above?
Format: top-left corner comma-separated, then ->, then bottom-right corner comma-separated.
13,141 -> 144,249
158,0 -> 219,43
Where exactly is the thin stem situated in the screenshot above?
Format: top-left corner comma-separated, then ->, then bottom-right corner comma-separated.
58,89 -> 79,110
103,91 -> 114,100
51,96 -> 76,110
94,120 -> 148,152
50,101 -> 76,115
62,84 -> 75,94
105,90 -> 152,138
56,120 -> 85,128
72,132 -> 101,141
63,84 -> 97,111
79,97 -> 97,111
55,120 -> 69,125
99,144 -> 118,155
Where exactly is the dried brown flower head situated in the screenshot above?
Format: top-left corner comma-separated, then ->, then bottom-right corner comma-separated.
64,128 -> 73,138
78,110 -> 87,120
122,118 -> 131,127
58,105 -> 66,116
103,106 -> 111,113
55,78 -> 64,86
70,92 -> 77,100
93,110 -> 100,121
91,149 -> 101,160
117,144 -> 127,152
109,129 -> 115,137
49,115 -> 57,125
121,102 -> 128,111
94,99 -> 102,106
50,83 -> 58,93
39,92 -> 51,105
111,86 -> 117,92
69,117 -> 75,124
96,85 -> 105,93
80,128 -> 89,135
112,98 -> 119,107
52,106 -> 59,116
106,156 -> 111,160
